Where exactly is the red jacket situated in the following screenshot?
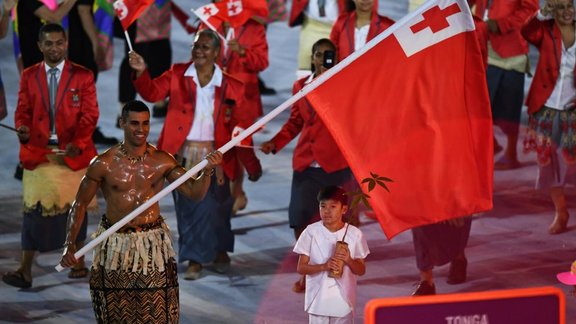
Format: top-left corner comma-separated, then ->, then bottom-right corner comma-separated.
15,60 -> 98,171
330,11 -> 394,60
271,77 -> 348,173
214,19 -> 269,120
521,14 -> 573,115
133,62 -> 261,180
480,0 -> 539,58
289,0 -> 346,27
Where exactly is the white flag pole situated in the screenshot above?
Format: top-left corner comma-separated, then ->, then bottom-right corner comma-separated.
124,30 -> 134,52
55,0 -> 462,272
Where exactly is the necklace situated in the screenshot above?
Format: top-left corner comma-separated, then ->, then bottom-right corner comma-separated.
118,143 -> 148,164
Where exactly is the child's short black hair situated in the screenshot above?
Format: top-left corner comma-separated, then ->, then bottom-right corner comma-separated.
317,185 -> 348,206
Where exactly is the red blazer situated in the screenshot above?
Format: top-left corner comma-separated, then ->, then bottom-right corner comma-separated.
330,11 -> 394,60
271,77 -> 348,173
133,63 -> 261,180
215,19 -> 269,120
289,0 -> 346,27
15,60 -> 99,171
521,14 -> 573,115
482,0 -> 539,58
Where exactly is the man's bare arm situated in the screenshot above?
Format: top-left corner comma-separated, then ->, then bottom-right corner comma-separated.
60,160 -> 103,268
166,151 -> 223,201
166,151 -> 222,201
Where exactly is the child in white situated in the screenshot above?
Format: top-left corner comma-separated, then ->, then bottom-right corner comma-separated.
293,186 -> 370,324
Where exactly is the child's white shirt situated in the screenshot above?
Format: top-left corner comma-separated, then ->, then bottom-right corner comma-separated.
293,221 -> 370,317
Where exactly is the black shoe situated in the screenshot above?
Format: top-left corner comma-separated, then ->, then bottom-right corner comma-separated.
92,127 -> 119,145
152,104 -> 167,118
14,162 -> 23,181
258,77 -> 276,95
447,257 -> 467,284
412,281 -> 436,296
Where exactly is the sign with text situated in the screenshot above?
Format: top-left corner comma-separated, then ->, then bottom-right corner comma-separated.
365,286 -> 565,324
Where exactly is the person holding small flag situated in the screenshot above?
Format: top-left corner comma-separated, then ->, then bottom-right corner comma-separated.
129,29 -> 263,280
199,0 -> 270,214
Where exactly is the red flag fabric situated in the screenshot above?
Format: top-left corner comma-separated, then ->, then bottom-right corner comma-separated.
113,0 -> 155,30
193,2 -> 227,30
306,0 -> 493,239
193,0 -> 269,29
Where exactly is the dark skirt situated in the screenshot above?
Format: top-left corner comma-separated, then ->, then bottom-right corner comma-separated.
412,217 -> 472,271
21,202 -> 87,252
486,65 -> 525,135
173,174 -> 234,264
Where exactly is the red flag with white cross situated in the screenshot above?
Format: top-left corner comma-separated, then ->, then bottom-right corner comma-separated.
306,0 -> 493,239
113,0 -> 155,30
193,0 -> 268,29
193,2 -> 228,30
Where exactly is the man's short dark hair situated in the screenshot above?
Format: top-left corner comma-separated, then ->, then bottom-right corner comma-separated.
317,185 -> 348,206
38,23 -> 66,41
121,100 -> 150,121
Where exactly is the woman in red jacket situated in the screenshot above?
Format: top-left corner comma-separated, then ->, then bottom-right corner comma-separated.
329,0 -> 394,61
522,0 -> 575,235
205,14 -> 270,214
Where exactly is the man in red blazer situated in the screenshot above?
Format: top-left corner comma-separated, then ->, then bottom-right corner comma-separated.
130,29 -> 262,280
2,23 -> 98,289
480,0 -> 539,169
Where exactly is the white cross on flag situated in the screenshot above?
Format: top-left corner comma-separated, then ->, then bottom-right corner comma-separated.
305,0 -> 493,238
193,3 -> 221,25
227,0 -> 243,16
192,0 -> 268,29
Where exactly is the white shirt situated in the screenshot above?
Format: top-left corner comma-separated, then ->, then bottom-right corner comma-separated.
184,64 -> 223,141
354,25 -> 370,52
293,221 -> 370,317
305,0 -> 339,24
44,60 -> 65,86
539,12 -> 576,110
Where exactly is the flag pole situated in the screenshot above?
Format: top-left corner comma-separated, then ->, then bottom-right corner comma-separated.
54,0 -> 454,272
124,30 -> 134,52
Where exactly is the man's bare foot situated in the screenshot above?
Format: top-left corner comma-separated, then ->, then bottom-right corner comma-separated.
549,211 -> 569,235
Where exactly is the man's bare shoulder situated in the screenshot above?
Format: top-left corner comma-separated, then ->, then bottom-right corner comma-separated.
147,144 -> 177,164
93,145 -> 121,165
86,145 -> 121,179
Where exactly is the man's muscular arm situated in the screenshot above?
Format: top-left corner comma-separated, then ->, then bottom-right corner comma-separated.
59,158 -> 104,268
166,151 -> 223,202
